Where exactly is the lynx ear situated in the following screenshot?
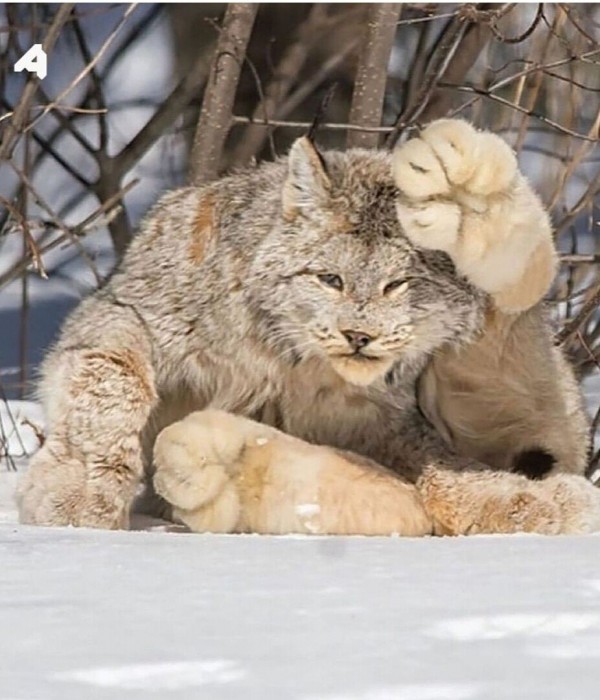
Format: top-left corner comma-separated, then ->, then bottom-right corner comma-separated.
282,137 -> 331,221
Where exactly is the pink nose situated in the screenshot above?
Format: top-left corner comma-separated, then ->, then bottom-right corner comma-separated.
342,330 -> 372,351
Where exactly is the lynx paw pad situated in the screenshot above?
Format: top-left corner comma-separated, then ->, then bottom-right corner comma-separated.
393,120 -> 519,264
153,414 -> 243,513
393,119 -> 517,202
392,118 -> 554,310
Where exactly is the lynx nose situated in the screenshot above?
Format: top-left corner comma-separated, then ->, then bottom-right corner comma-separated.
342,330 -> 373,351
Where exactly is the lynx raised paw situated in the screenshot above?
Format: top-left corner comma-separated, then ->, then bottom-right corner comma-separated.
418,467 -> 600,536
393,119 -> 557,313
17,440 -> 133,529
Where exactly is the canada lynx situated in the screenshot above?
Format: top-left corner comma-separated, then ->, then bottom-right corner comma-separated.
17,119 -> 598,535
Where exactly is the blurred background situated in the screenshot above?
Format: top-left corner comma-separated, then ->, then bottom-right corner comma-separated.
0,3 -> 599,467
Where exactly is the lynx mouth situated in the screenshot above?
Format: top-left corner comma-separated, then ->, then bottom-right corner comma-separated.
331,351 -> 382,362
328,353 -> 394,386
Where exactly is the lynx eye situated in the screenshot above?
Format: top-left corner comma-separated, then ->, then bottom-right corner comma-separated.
383,279 -> 409,295
318,273 -> 344,291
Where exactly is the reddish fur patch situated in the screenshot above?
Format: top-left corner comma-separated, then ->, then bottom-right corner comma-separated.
190,194 -> 216,263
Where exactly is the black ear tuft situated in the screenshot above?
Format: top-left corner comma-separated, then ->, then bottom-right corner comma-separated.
307,83 -> 337,143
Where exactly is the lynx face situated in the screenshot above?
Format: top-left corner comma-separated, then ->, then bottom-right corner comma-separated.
247,140 -> 486,386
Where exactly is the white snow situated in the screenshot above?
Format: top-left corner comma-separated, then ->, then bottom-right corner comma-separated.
427,613 -> 600,641
296,503 -> 321,518
2,520 -> 600,698
2,396 -> 600,698
54,659 -> 246,690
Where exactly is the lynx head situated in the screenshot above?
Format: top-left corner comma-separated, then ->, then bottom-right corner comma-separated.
248,137 -> 486,386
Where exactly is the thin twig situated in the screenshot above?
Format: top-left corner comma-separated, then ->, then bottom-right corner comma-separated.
231,116 -> 397,133
438,82 -> 600,141
556,284 -> 600,346
230,5 -> 329,166
24,4 -> 138,133
0,3 -> 74,161
0,181 -> 138,289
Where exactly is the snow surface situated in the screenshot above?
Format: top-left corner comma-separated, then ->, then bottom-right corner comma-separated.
2,399 -> 600,699
3,521 -> 600,699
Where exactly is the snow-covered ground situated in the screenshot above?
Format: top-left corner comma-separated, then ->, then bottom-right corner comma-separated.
3,517 -> 600,699
2,399 -> 600,699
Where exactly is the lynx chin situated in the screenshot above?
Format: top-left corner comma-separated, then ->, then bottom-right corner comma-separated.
17,119 -> 599,536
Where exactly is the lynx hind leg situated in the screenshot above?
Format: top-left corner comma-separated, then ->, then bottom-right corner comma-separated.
154,410 -> 432,537
418,467 -> 600,536
393,119 -> 557,313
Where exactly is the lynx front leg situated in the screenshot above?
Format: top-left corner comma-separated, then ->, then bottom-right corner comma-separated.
153,410 -> 432,536
418,466 -> 600,536
17,318 -> 157,529
393,119 -> 557,313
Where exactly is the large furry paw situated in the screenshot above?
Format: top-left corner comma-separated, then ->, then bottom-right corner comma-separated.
418,467 -> 600,536
393,119 -> 556,312
153,410 -> 262,533
17,440 -> 133,529
154,410 -> 433,537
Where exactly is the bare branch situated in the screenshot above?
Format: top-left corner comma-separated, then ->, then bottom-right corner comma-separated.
347,4 -> 402,148
419,9 -> 495,122
231,115 -> 395,133
190,4 -> 258,184
0,4 -> 74,162
387,9 -> 468,146
556,283 -> 600,346
24,5 -> 138,134
438,82 -> 600,142
0,181 -> 138,289
112,42 -> 213,178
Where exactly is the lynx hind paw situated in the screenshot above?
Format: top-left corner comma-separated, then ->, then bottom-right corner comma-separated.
417,468 -> 600,537
392,119 -> 518,200
544,474 -> 600,535
418,469 -> 560,535
418,469 -> 542,536
153,410 -> 247,514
